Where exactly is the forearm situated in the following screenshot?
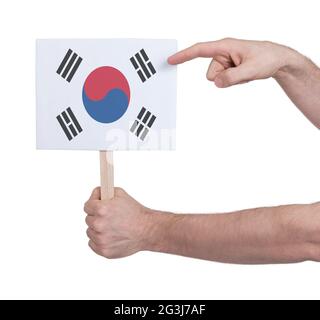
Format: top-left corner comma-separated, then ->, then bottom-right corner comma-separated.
274,48 -> 320,128
144,203 -> 320,264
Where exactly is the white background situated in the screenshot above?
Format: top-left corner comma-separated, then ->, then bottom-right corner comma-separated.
0,0 -> 319,300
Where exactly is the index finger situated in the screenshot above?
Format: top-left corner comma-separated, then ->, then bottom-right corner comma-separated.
167,40 -> 228,65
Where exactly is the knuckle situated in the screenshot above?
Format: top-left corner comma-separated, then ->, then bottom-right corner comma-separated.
83,201 -> 91,213
92,219 -> 104,232
93,186 -> 100,194
115,187 -> 126,196
98,202 -> 113,216
85,215 -> 91,225
96,205 -> 107,216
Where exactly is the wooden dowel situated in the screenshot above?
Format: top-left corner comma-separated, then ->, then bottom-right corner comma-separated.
99,151 -> 114,200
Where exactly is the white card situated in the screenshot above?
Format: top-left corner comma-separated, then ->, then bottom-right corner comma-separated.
36,39 -> 177,150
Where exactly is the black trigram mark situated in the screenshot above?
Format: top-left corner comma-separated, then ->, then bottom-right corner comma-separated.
56,107 -> 83,141
56,49 -> 83,82
130,107 -> 156,141
130,49 -> 156,83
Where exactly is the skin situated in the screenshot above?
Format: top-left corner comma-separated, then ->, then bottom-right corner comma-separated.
84,38 -> 320,264
168,39 -> 320,128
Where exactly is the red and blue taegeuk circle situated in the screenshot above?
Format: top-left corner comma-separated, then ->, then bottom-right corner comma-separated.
82,66 -> 130,123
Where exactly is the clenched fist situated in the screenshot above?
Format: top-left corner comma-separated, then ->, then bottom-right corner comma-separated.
84,187 -> 156,259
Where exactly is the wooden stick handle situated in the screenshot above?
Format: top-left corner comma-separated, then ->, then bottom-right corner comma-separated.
99,151 -> 114,201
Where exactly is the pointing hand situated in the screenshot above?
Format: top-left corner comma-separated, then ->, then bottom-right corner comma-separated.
168,38 -> 296,88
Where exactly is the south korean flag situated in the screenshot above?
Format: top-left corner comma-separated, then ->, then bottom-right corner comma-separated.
36,39 -> 177,150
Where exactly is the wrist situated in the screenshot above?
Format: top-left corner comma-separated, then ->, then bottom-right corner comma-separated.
280,203 -> 320,262
140,208 -> 179,253
273,46 -> 311,81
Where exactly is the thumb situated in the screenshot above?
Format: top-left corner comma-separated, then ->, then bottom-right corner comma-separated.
214,64 -> 254,88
